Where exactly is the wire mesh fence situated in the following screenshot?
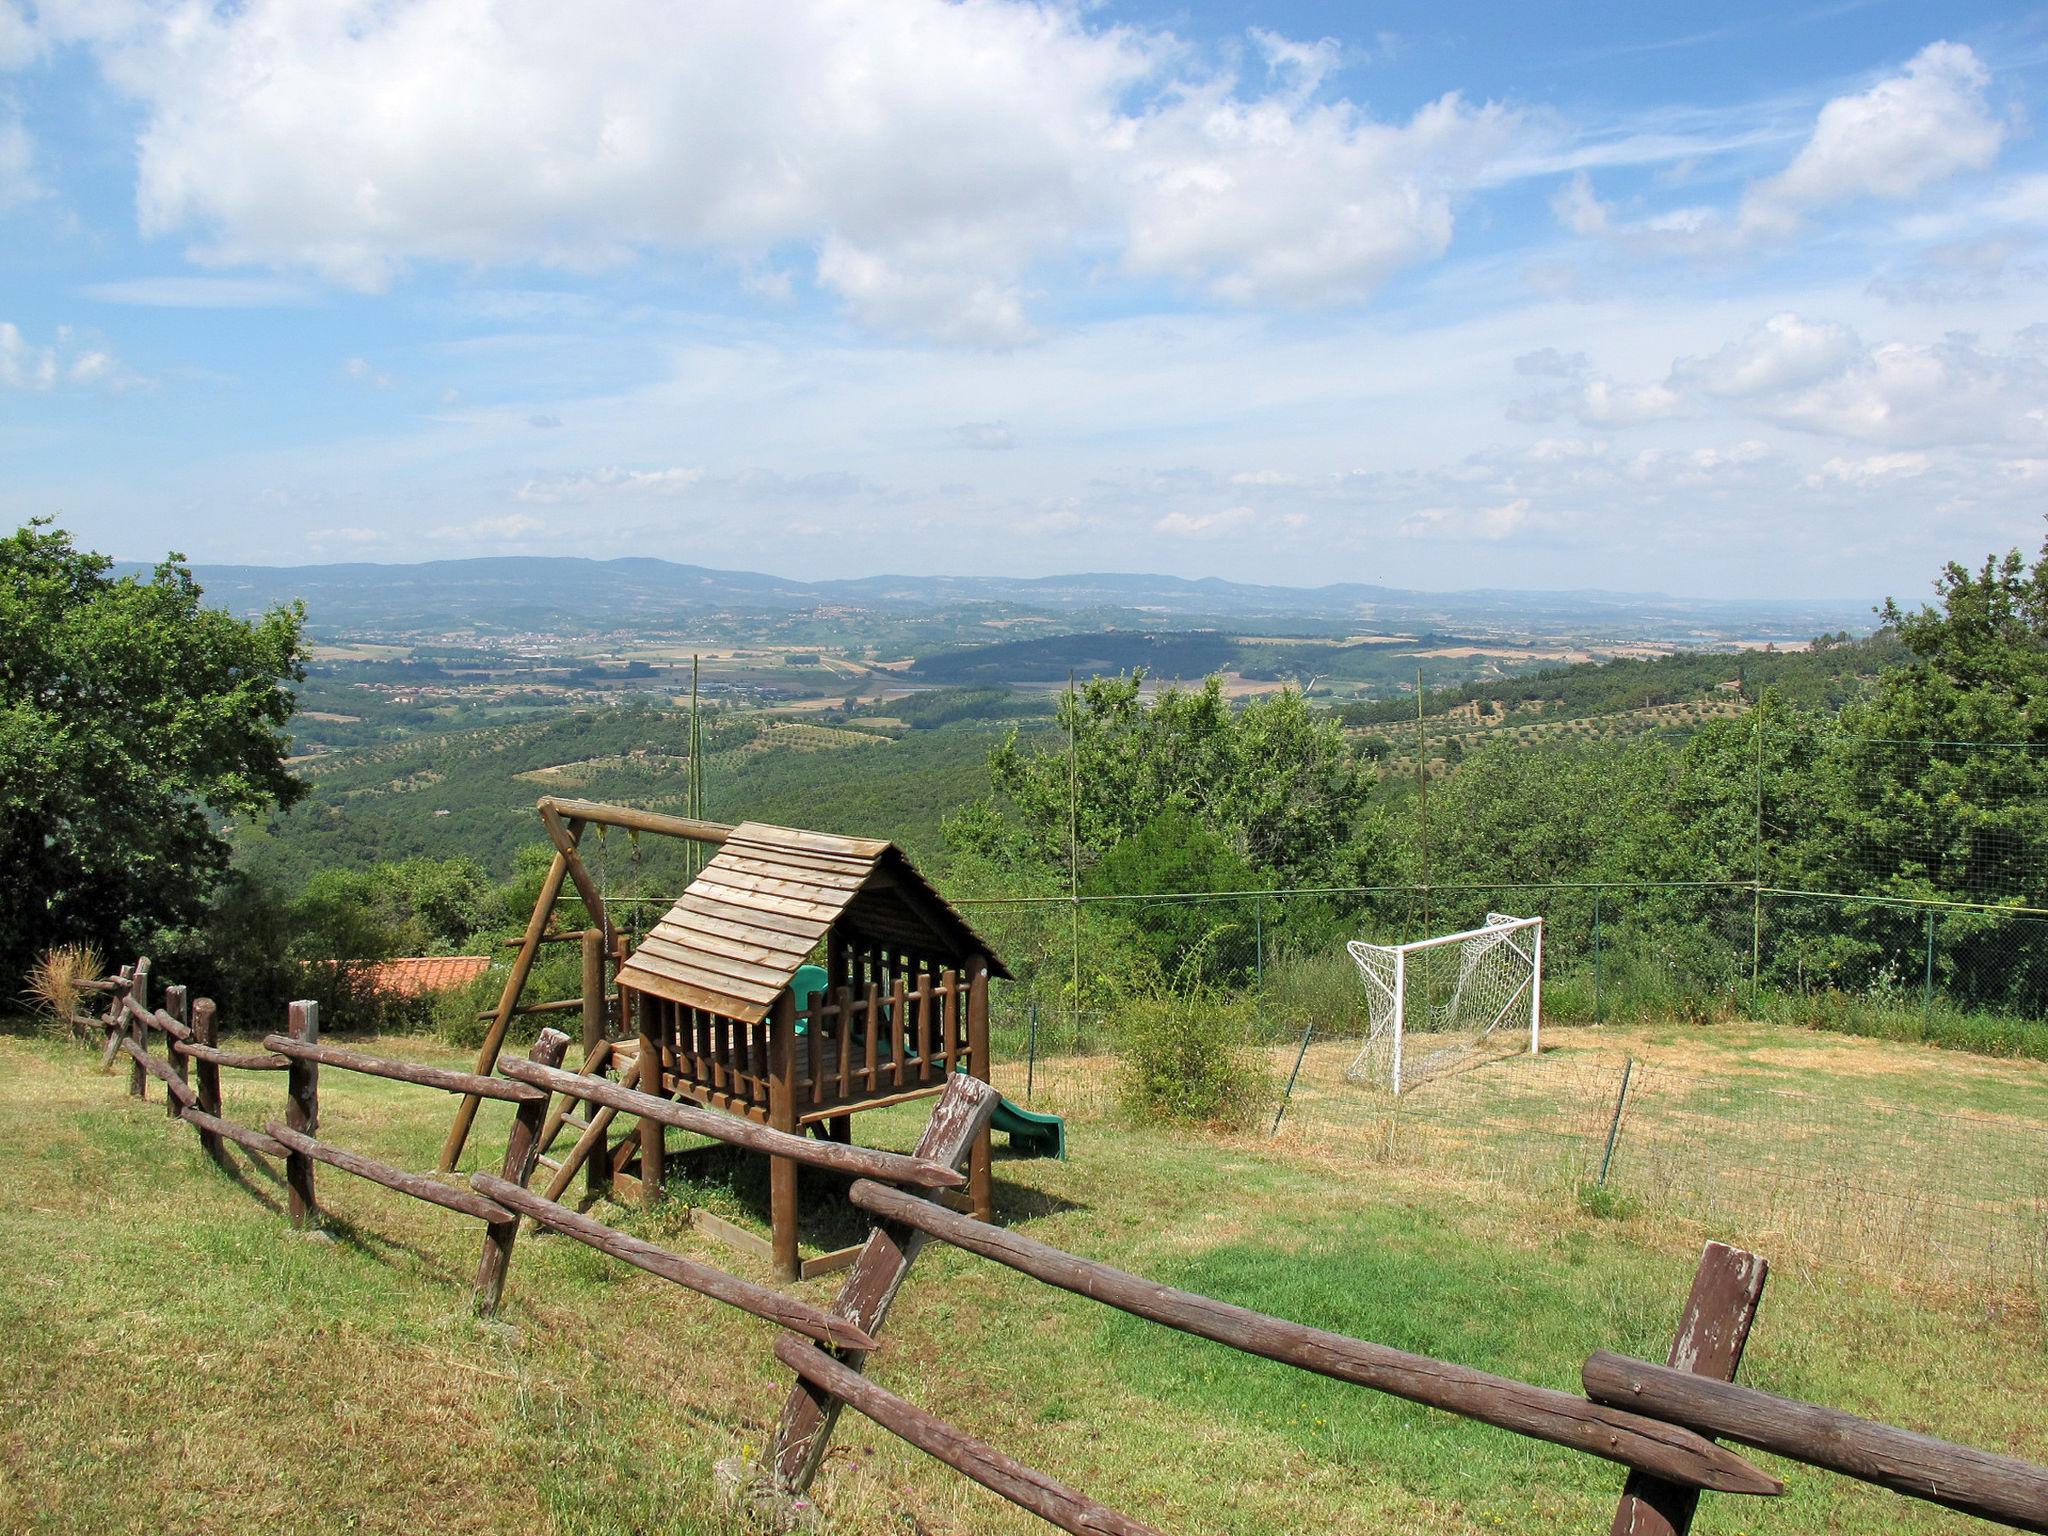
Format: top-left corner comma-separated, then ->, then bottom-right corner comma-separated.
958,880 -> 2048,1297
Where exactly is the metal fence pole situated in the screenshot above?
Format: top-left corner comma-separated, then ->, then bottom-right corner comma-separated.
1026,1001 -> 1038,1103
1254,893 -> 1264,991
1593,887 -> 1604,1024
1271,1018 -> 1316,1136
1598,1057 -> 1634,1186
1922,908 -> 1935,1024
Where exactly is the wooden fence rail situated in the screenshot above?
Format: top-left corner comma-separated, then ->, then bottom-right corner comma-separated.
76,955 -> 2048,1536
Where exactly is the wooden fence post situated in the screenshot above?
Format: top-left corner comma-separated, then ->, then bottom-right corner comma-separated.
99,964 -> 132,1073
1609,1241 -> 1769,1536
163,985 -> 189,1121
637,990 -> 664,1205
966,957 -> 993,1222
771,1073 -> 1000,1494
125,958 -> 151,1098
189,998 -> 225,1164
284,1000 -> 320,1228
473,1027 -> 572,1315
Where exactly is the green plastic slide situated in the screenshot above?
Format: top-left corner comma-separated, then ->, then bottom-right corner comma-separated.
989,1094 -> 1066,1160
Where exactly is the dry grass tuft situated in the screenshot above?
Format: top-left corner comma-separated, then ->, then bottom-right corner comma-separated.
21,943 -> 105,1037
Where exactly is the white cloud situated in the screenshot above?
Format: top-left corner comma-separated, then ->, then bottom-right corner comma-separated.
1806,452 -> 1932,487
514,465 -> 704,503
1122,86 -> 1519,306
78,275 -> 313,308
49,1 -> 1528,339
1154,504 -> 1260,538
1743,43 -> 2004,235
0,320 -> 136,391
430,512 -> 546,544
1577,376 -> 1683,426
1672,313 -> 1861,399
1550,171 -> 1610,236
342,356 -> 392,390
1762,335 -> 2048,448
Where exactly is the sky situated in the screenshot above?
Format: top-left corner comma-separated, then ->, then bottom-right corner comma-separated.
3,1 -> 2047,600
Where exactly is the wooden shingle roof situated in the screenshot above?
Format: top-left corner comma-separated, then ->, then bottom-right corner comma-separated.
616,821 -> 1007,1022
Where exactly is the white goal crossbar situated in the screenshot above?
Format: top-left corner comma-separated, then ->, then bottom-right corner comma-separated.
1344,914 -> 1543,1094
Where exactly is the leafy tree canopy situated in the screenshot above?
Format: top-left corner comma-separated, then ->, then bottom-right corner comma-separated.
1,520 -> 306,983
947,673 -> 1385,888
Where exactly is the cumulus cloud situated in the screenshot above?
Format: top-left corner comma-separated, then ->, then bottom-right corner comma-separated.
1154,504 -> 1260,538
1742,43 -> 2004,235
1671,313 -> 1861,399
0,320 -> 135,391
431,513 -> 546,543
1806,452 -> 1932,487
1558,43 -> 2007,254
514,465 -> 704,503
42,1 -> 1524,341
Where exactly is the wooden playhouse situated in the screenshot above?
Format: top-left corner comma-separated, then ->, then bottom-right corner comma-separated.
615,820 -> 1009,1279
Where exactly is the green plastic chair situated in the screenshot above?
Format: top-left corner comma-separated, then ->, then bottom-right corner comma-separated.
792,963 -> 828,1036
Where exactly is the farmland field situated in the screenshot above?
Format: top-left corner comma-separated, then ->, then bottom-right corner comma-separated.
1,1015 -> 2041,1535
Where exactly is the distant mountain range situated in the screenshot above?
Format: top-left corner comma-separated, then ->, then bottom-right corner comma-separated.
138,555 -> 1876,642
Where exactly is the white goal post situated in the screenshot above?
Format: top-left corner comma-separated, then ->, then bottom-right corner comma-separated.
1344,913 -> 1543,1094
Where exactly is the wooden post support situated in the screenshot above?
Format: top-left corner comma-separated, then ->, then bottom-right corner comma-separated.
162,986 -> 189,1120
966,957 -> 993,1222
579,926 -> 611,1201
769,988 -> 801,1282
580,928 -> 607,1060
283,1000 -> 320,1228
636,990 -> 665,1206
97,964 -> 130,1072
1610,1241 -> 1769,1536
771,1072 -> 1001,1494
440,839 -> 576,1171
473,1027 -> 572,1315
125,958 -> 151,1098
189,998 -> 225,1164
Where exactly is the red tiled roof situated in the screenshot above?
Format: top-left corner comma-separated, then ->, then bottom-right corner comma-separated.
364,955 -> 492,997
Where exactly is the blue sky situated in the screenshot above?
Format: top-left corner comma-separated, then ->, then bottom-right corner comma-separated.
3,1 -> 2046,599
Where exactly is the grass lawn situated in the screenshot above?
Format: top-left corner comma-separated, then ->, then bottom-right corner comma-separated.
0,1017 -> 2042,1535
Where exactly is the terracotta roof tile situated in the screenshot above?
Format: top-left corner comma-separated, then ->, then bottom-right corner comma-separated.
364,955 -> 492,997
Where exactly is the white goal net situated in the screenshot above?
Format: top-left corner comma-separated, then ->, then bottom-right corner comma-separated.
1345,914 -> 1543,1094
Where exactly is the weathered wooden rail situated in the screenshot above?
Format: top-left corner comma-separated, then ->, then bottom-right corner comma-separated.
77,954 -> 2048,1534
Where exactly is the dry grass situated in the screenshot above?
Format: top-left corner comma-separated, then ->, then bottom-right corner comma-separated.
19,943 -> 105,1038
1,1017 -> 2045,1534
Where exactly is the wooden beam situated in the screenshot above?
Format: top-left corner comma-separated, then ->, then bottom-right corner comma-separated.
1610,1242 -> 1768,1536
265,1122 -> 517,1225
775,1337 -> 1162,1536
264,1035 -> 546,1103
847,1179 -> 1781,1498
476,1172 -> 877,1351
538,803 -> 610,942
538,796 -> 734,845
771,1073 -> 1001,1494
496,1055 -> 966,1189
1584,1352 -> 2048,1532
472,1029 -> 571,1315
439,843 -> 573,1171
283,1000 -> 320,1228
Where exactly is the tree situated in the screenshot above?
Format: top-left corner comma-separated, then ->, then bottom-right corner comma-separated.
951,672 -> 1380,888
0,521 -> 306,984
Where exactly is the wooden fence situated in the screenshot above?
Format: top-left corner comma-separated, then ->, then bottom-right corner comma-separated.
80,957 -> 2048,1535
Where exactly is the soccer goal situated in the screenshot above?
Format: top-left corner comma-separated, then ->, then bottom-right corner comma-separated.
1344,913 -> 1543,1094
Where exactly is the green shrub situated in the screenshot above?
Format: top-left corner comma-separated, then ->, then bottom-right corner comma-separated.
1117,986 -> 1273,1132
